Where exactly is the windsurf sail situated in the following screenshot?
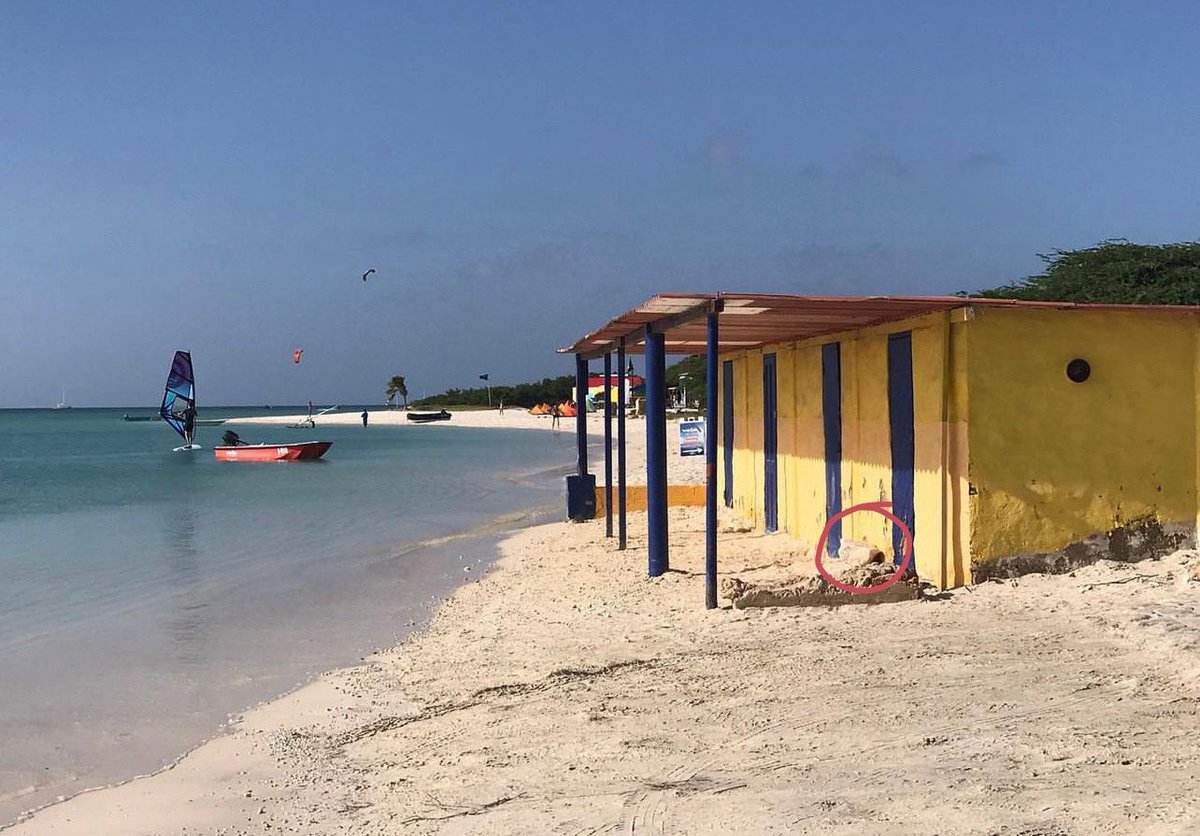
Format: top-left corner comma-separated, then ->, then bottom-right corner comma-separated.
159,350 -> 196,441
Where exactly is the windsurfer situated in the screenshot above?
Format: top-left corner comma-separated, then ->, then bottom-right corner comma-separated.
182,404 -> 197,446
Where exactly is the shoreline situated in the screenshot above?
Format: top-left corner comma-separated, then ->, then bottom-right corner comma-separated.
227,408 -> 708,486
0,420 -> 579,830
3,409 -> 695,831
226,407 -> 596,430
11,502 -> 1200,833
3,500 -> 563,831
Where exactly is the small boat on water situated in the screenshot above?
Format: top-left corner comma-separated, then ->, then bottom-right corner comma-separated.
214,441 -> 332,462
123,414 -> 159,422
287,405 -> 339,429
52,388 -> 71,410
406,409 -> 452,423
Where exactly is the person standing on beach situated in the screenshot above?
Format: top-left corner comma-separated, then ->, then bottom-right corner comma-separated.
361,409 -> 369,427
551,403 -> 561,429
498,400 -> 505,415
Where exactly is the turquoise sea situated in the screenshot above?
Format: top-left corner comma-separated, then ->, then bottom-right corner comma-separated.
0,408 -> 574,823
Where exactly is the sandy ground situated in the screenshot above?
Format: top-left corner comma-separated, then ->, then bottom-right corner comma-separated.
12,503 -> 1200,835
228,407 -> 707,486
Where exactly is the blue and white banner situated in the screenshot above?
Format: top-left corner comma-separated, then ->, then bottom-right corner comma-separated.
679,419 -> 705,456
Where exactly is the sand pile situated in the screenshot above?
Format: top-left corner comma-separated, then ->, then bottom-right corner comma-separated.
1182,550 -> 1200,583
721,538 -> 919,608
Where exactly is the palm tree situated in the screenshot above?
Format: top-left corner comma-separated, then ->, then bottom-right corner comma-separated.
386,375 -> 409,409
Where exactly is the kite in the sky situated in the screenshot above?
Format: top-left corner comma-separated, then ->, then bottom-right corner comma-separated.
293,349 -> 304,364
362,268 -> 376,282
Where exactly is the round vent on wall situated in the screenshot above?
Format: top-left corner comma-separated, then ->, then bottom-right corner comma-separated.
1066,358 -> 1091,383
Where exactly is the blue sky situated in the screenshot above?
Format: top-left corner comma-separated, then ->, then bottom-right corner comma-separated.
2,1 -> 1198,406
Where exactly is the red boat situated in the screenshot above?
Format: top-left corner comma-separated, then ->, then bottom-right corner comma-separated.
213,441 -> 332,462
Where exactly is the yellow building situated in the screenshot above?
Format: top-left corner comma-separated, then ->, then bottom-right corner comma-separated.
566,293 -> 1200,589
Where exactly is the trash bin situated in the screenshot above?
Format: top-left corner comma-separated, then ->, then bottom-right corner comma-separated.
565,473 -> 597,521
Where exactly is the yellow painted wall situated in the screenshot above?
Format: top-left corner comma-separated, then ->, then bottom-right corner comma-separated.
729,352 -> 765,525
838,332 -> 893,551
714,303 -> 1199,587
786,343 -> 827,544
944,316 -> 971,587
966,307 -> 1199,573
717,311 -> 970,586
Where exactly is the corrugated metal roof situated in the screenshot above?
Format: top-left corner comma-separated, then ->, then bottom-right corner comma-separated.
560,292 -> 1200,355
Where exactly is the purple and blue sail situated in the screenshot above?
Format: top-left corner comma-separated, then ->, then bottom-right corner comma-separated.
159,351 -> 195,441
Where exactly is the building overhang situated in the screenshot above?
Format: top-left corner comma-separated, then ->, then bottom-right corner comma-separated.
560,292 -> 1200,356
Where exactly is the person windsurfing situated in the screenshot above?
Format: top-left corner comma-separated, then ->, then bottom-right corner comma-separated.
160,350 -> 201,451
182,403 -> 197,447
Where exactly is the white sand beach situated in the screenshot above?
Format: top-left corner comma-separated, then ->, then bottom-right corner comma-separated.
229,405 -> 638,433
11,490 -> 1200,833
228,407 -> 708,486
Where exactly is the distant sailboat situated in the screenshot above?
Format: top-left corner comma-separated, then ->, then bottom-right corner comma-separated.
160,351 -> 201,451
52,388 -> 71,410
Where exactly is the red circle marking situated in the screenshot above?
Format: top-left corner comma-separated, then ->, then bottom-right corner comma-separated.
812,501 -> 914,594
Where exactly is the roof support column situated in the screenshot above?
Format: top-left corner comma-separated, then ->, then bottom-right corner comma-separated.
617,338 -> 628,550
575,353 -> 588,477
645,330 -> 669,576
603,351 -> 613,538
705,308 -> 720,608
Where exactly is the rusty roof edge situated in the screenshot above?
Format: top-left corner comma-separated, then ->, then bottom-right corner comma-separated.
556,292 -> 718,354
559,292 -> 1200,354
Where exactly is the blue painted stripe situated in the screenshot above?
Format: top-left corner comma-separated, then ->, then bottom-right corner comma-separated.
821,343 -> 842,555
887,332 -> 916,566
645,332 -> 669,576
763,353 -> 778,532
722,360 -> 734,507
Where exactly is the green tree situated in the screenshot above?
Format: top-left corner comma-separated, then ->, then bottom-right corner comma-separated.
412,375 -> 574,409
664,355 -> 707,408
410,356 -> 714,411
976,240 -> 1200,304
386,375 -> 408,408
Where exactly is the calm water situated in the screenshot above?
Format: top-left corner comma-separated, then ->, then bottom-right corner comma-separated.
0,408 -> 574,823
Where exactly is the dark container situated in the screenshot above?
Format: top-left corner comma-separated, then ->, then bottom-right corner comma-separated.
565,473 -> 597,521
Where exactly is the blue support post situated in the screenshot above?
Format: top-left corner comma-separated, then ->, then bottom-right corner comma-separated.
645,330 -> 668,576
603,352 -> 613,537
575,354 -> 588,477
617,339 -> 628,550
705,309 -> 719,608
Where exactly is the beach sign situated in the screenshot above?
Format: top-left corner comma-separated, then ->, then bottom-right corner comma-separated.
679,419 -> 705,456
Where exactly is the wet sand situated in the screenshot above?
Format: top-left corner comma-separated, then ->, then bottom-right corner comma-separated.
12,501 -> 1200,834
